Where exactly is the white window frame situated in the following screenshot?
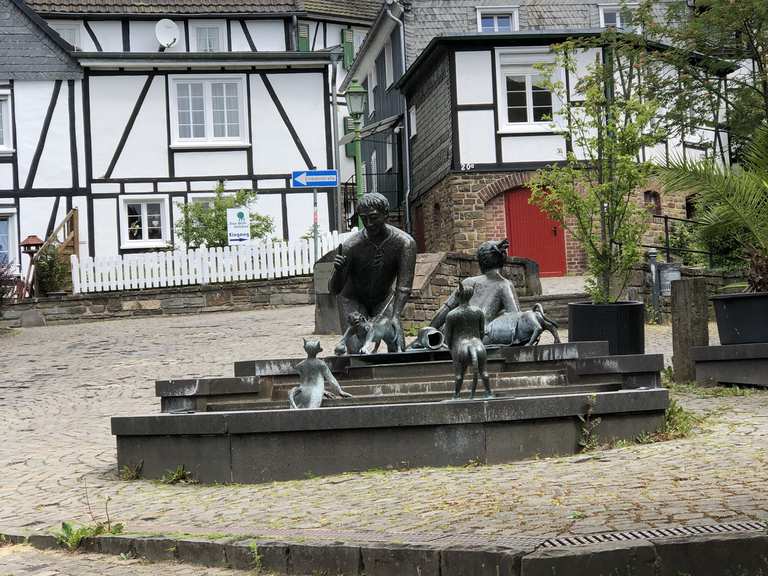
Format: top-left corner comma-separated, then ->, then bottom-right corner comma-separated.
495,47 -> 561,134
0,211 -> 18,272
49,22 -> 81,50
409,105 -> 417,139
367,66 -> 377,117
189,20 -> 226,52
0,92 -> 13,154
599,5 -> 638,30
169,75 -> 248,147
120,195 -> 171,249
477,7 -> 520,33
385,133 -> 393,171
384,39 -> 394,87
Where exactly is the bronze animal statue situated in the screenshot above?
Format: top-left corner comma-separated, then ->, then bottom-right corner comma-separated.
289,339 -> 352,409
360,313 -> 404,354
443,283 -> 493,400
484,304 -> 561,346
334,311 -> 370,355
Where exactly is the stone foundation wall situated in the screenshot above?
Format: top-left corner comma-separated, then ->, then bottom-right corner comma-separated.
1,277 -> 314,327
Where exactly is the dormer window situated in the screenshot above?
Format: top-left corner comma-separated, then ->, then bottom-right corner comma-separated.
599,5 -> 636,30
477,8 -> 519,33
190,21 -> 225,52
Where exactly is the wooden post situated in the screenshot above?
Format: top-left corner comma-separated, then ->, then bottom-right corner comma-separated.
671,278 -> 709,383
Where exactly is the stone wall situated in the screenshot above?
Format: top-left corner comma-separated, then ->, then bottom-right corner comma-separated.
1,276 -> 314,327
402,251 -> 541,328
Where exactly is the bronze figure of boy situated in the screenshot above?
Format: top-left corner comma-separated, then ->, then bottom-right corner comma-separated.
329,193 -> 417,352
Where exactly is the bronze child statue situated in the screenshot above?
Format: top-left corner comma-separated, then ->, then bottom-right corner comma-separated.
443,282 -> 493,400
289,339 -> 352,409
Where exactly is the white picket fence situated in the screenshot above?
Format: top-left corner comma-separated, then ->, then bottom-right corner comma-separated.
70,230 -> 355,294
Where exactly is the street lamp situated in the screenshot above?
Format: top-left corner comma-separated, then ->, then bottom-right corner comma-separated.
345,80 -> 368,222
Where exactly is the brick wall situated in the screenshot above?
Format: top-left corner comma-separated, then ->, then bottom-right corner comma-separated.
1,277 -> 314,327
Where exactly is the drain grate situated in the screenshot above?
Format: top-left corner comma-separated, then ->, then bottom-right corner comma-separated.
541,521 -> 767,548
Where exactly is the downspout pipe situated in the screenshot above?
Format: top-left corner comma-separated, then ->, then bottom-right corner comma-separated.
384,4 -> 411,233
329,48 -> 344,232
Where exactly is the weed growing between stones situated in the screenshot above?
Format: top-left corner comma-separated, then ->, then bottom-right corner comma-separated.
667,381 -> 756,398
577,394 -> 601,452
53,520 -> 123,551
159,465 -> 197,485
119,460 -> 143,481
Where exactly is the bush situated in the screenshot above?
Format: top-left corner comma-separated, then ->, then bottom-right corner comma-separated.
35,244 -> 69,295
0,259 -> 15,310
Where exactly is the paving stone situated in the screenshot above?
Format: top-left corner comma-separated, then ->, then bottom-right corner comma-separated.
521,540 -> 657,576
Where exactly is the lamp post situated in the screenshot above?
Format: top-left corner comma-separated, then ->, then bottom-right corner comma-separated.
345,80 -> 368,225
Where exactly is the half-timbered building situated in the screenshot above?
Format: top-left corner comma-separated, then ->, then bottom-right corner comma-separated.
343,1 -> 726,276
0,0 -> 380,274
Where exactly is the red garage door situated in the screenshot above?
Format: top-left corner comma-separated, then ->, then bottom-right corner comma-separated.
504,187 -> 566,277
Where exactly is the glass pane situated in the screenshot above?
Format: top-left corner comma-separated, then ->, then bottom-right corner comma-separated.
214,124 -> 225,138
179,124 -> 191,138
0,218 -> 8,264
213,110 -> 225,125
480,16 -> 495,32
227,123 -> 239,137
507,91 -> 526,107
508,107 -> 527,123
127,204 -> 143,240
211,83 -> 223,97
192,110 -> 204,125
496,16 -> 512,31
190,83 -> 203,97
532,91 -> 552,106
603,9 -> 618,26
146,203 -> 162,240
531,75 -> 549,92
533,106 -> 552,122
192,124 -> 205,138
506,76 -> 525,91
0,101 -> 4,146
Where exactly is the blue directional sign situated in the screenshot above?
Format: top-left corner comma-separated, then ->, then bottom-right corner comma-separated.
291,169 -> 338,188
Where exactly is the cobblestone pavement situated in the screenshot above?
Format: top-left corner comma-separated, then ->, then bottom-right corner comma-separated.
0,307 -> 765,563
0,545 -> 250,575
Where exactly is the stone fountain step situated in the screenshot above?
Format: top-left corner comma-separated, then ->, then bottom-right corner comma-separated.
204,382 -> 623,412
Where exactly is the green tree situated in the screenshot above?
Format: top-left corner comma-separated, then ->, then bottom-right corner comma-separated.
529,31 -> 664,302
175,184 -> 273,248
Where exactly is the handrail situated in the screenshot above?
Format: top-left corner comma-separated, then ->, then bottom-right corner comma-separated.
21,208 -> 79,300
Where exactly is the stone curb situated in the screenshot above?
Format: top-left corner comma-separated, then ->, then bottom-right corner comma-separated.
2,530 -> 767,575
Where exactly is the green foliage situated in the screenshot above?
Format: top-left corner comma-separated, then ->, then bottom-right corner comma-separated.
659,126 -> 768,292
160,465 -> 197,485
577,395 -> 601,452
175,183 -> 273,249
119,460 -> 143,481
53,520 -> 124,551
35,244 -> 68,295
530,31 -> 662,302
0,259 -> 15,310
667,380 -> 755,398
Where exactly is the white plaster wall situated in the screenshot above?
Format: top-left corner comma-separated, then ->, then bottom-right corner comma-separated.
246,20 -> 286,51
458,109 -> 496,165
158,182 -> 184,193
251,74 -> 323,175
72,195 -> 89,257
230,21 -> 250,52
501,135 -> 566,163
14,81 -> 56,188
570,48 -> 599,101
645,142 -> 668,166
129,21 -> 163,52
224,179 -> 252,190
286,192 -> 329,240
175,151 -> 248,177
124,183 -> 154,193
34,81 -> 73,188
455,51 -> 493,105
0,164 -> 12,189
88,21 -> 123,51
73,80 -> 86,187
89,76 -> 146,179
251,193 -> 283,240
112,76 -> 169,179
258,178 -> 286,189
91,183 -> 120,194
92,197 -> 118,257
19,197 -> 54,241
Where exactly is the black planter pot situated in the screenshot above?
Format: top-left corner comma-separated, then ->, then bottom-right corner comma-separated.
568,301 -> 645,356
712,292 -> 768,345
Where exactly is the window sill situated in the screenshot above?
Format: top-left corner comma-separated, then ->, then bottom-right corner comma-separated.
170,142 -> 251,150
498,125 -> 559,135
121,240 -> 171,250
0,148 -> 15,156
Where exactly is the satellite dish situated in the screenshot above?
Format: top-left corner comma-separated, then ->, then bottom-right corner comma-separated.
155,19 -> 179,49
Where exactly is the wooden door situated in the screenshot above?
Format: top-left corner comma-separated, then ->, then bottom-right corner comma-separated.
504,187 -> 566,277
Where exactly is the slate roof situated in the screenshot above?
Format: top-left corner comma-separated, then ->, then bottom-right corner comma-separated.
23,0 -> 301,15
23,0 -> 383,20
0,0 -> 82,79
303,0 -> 382,23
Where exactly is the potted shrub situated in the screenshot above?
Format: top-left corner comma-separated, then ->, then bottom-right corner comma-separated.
530,32 -> 666,354
659,125 -> 768,345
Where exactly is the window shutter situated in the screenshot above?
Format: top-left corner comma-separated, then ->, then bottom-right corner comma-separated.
297,23 -> 310,52
344,116 -> 356,158
342,28 -> 355,69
